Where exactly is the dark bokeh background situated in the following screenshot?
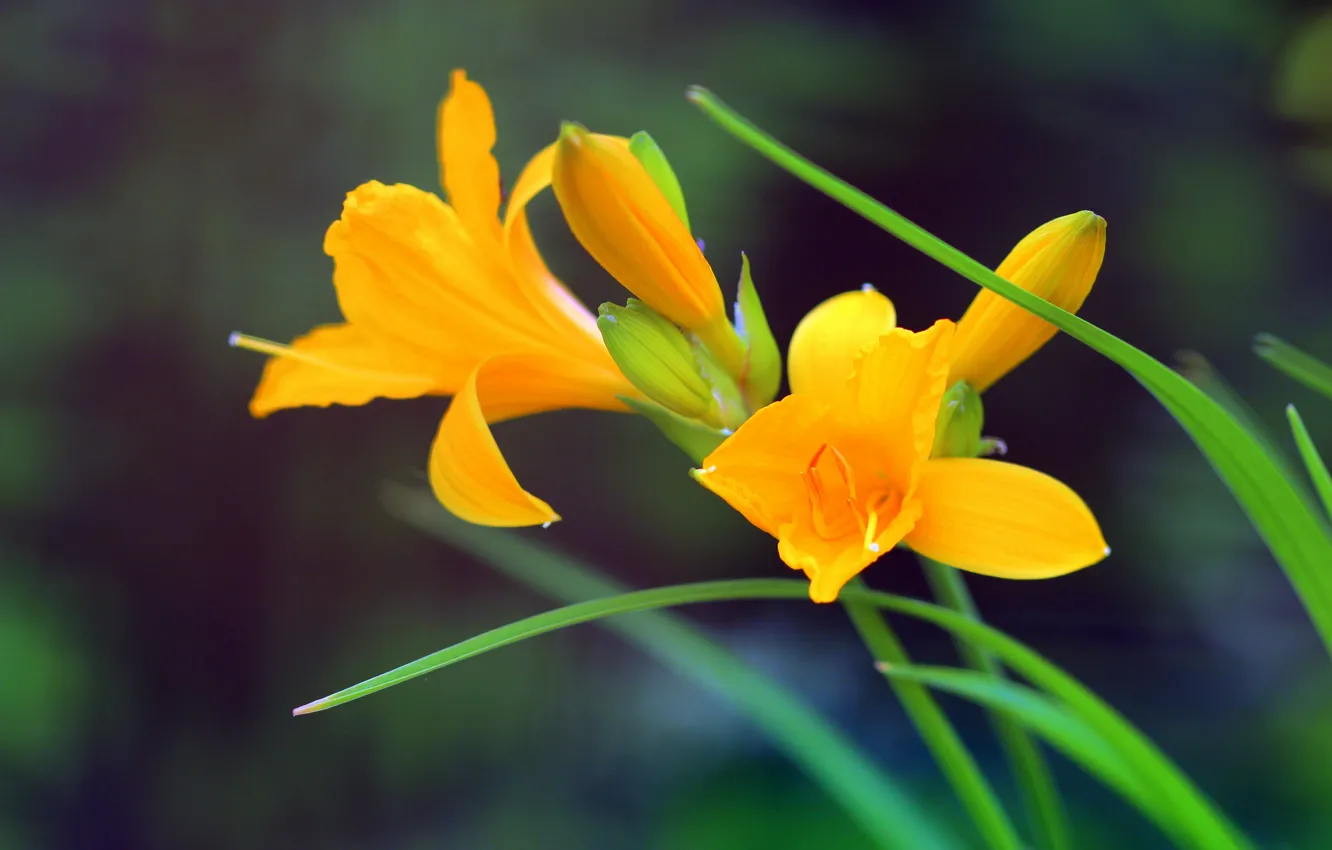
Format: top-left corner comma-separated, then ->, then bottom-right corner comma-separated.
5,0 -> 1332,847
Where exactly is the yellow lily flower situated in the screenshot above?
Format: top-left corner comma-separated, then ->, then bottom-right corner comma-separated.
950,211 -> 1107,391
693,295 -> 1107,602
552,125 -> 750,381
231,70 -> 639,527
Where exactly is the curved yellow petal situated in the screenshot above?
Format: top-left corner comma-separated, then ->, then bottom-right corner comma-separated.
502,142 -> 606,352
325,181 -> 534,357
428,360 -> 560,527
951,212 -> 1106,392
437,69 -> 502,250
845,319 -> 954,489
778,495 -> 922,603
693,394 -> 832,537
552,125 -> 724,332
905,458 -> 1109,578
238,325 -> 445,417
787,287 -> 897,406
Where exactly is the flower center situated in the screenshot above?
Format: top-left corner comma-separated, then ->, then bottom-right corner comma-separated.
800,442 -> 899,551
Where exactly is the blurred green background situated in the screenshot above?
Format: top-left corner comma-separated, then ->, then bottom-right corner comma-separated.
4,0 -> 1332,847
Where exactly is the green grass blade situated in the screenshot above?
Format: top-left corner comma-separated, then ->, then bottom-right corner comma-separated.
861,591 -> 1255,850
879,665 -> 1188,846
1287,405 -> 1332,522
842,579 -> 1021,850
1255,334 -> 1332,399
297,540 -> 1251,849
685,87 -> 1332,658
1176,352 -> 1307,488
372,487 -> 959,850
921,559 -> 1070,850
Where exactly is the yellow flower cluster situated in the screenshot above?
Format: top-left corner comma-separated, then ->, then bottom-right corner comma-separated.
234,71 -> 1108,601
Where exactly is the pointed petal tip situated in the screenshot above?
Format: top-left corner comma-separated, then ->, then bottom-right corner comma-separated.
558,121 -> 588,145
1072,210 -> 1105,232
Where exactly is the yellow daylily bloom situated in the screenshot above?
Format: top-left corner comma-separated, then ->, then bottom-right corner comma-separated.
232,70 -> 639,527
693,292 -> 1108,602
552,124 -> 749,380
950,211 -> 1107,391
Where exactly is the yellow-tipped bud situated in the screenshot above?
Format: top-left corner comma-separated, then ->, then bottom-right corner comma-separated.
950,211 -> 1107,392
554,123 -> 747,378
597,300 -> 720,425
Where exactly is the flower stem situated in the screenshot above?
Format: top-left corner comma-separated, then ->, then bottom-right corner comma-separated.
842,578 -> 1022,850
921,557 -> 1072,850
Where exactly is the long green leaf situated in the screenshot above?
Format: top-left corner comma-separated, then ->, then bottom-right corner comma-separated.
374,488 -> 958,850
1287,405 -> 1332,522
863,590 -> 1254,850
920,558 -> 1070,850
685,87 -> 1332,658
878,665 -> 1184,845
1255,333 -> 1332,399
299,553 -> 1250,848
842,578 -> 1021,850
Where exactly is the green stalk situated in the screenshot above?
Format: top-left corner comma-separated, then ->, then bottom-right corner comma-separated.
921,558 -> 1070,850
843,578 -> 1022,850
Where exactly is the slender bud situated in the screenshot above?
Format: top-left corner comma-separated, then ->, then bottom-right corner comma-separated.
931,381 -> 986,459
597,300 -> 720,425
950,211 -> 1106,392
554,123 -> 747,378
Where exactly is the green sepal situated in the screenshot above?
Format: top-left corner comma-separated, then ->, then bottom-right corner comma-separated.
629,131 -> 690,232
692,338 -> 748,431
931,381 -> 985,459
619,396 -> 729,463
733,252 -> 782,410
598,300 -> 719,425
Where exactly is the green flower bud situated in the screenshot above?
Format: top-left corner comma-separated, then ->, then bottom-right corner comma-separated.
598,299 -> 719,425
932,381 -> 986,458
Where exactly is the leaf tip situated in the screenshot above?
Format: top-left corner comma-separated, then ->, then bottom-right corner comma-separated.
292,698 -> 329,717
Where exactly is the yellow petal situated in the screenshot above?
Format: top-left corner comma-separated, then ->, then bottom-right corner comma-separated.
905,458 -> 1109,578
502,142 -> 609,354
778,495 -> 923,603
237,325 -> 444,417
428,360 -> 560,527
437,69 -> 502,250
950,212 -> 1106,391
325,181 -> 535,358
787,287 -> 897,406
552,125 -> 724,332
845,319 -> 955,489
693,394 -> 832,536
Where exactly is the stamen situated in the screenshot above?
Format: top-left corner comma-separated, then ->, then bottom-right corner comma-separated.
827,444 -> 857,502
862,508 -> 879,552
229,332 -> 292,357
802,443 -> 839,538
228,332 -> 434,385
